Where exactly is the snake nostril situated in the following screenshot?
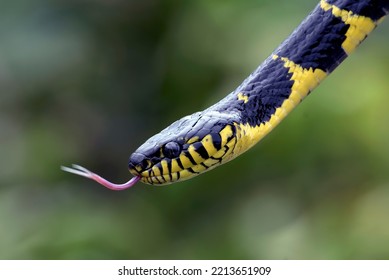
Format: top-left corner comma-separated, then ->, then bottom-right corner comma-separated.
128,153 -> 149,171
139,159 -> 150,170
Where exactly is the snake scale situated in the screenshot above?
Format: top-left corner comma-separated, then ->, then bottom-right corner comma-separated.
62,0 -> 389,190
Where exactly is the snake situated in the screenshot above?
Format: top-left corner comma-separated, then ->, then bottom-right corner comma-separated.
62,0 -> 389,190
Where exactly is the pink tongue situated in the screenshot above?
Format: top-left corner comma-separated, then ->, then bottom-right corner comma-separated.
61,164 -> 141,191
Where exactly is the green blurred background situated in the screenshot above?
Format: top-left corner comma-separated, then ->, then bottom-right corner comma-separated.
1,0 -> 389,259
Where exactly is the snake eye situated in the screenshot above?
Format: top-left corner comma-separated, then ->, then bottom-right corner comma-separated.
163,142 -> 181,158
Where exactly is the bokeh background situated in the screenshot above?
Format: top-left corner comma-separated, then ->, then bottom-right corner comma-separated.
1,0 -> 389,259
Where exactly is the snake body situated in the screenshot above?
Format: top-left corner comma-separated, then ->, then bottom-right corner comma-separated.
127,0 -> 389,186
62,0 -> 389,189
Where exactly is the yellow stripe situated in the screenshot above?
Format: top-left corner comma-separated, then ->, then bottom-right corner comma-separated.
187,136 -> 199,144
171,172 -> 178,181
179,153 -> 193,168
191,164 -> 207,173
161,160 -> 169,175
234,55 -> 327,156
211,137 -> 237,161
224,137 -> 237,160
151,176 -> 160,184
203,157 -> 220,166
162,174 -> 170,182
279,56 -> 327,101
152,166 -> 161,176
188,145 -> 203,163
202,134 -> 218,155
219,125 -> 234,147
237,92 -> 249,103
211,148 -> 226,160
320,0 -> 376,54
171,159 -> 182,173
179,170 -> 193,180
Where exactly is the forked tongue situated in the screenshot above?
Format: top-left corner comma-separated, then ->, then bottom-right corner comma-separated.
61,164 -> 140,191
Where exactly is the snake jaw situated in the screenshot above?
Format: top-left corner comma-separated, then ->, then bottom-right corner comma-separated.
61,164 -> 141,191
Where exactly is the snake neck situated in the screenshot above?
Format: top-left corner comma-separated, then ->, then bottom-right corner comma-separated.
209,0 -> 388,159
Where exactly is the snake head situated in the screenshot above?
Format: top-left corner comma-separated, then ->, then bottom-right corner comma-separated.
128,110 -> 240,185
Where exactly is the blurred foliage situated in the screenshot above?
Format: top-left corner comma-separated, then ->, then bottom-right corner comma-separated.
1,0 -> 389,259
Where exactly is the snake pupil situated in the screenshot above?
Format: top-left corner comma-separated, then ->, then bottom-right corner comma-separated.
163,142 -> 181,158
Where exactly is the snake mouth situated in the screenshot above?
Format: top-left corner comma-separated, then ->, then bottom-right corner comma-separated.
139,163 -> 220,185
140,171 -> 182,185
